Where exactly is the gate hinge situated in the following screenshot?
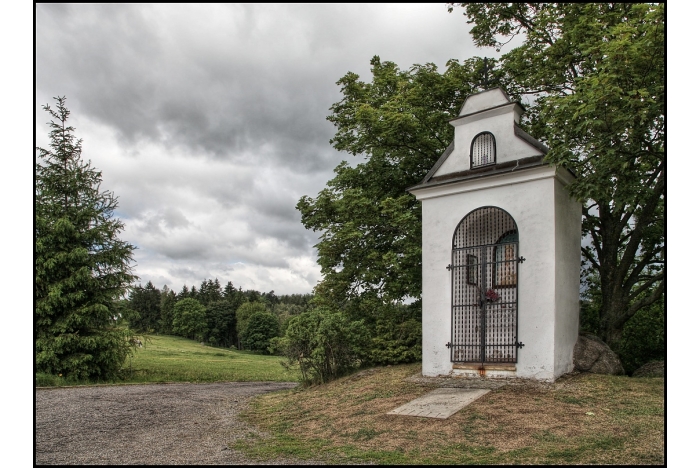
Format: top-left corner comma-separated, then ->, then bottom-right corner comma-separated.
446,264 -> 453,271
516,341 -> 525,349
446,342 -> 453,348
517,256 -> 526,263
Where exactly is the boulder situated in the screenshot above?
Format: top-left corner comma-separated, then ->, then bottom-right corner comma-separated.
632,360 -> 665,378
573,333 -> 625,375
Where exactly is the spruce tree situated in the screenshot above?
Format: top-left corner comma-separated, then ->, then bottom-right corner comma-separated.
35,96 -> 137,380
128,281 -> 161,332
223,282 -> 242,303
177,285 -> 190,301
199,279 -> 210,305
159,286 -> 177,334
211,278 -> 222,302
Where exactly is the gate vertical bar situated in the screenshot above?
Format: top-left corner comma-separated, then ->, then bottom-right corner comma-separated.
480,245 -> 486,364
450,240 -> 454,362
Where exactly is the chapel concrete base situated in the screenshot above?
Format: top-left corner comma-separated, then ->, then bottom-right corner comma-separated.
387,388 -> 491,419
422,363 -> 566,383
449,363 -> 517,380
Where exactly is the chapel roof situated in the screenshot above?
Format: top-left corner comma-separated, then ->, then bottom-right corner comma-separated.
407,87 -> 574,193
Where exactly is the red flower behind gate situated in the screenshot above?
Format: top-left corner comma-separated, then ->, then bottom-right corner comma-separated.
485,289 -> 500,302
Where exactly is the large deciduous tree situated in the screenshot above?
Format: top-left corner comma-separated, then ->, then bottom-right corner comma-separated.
36,96 -> 138,380
235,301 -> 268,348
298,56 -> 494,311
172,298 -> 207,341
449,3 -> 665,350
240,312 -> 280,354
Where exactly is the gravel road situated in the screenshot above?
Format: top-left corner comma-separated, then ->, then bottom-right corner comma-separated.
35,381 -> 320,465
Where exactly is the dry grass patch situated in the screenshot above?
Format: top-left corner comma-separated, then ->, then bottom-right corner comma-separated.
237,363 -> 664,464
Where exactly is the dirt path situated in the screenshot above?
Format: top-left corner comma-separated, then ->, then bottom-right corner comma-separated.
35,381 -> 319,465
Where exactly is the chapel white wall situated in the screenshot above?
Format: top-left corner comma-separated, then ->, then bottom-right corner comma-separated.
418,168 -> 562,380
552,175 -> 582,377
433,107 -> 543,178
459,88 -> 510,115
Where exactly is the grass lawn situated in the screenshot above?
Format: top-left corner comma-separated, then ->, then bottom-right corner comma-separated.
36,334 -> 300,386
234,363 -> 665,465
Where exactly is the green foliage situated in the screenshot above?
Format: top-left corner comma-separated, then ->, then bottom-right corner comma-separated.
35,96 -> 137,380
367,304 -> 422,365
450,3 -> 665,349
243,289 -> 261,303
240,312 -> 280,354
110,299 -> 135,326
35,325 -> 135,381
128,281 -> 161,332
277,293 -> 314,308
172,298 -> 207,340
159,286 -> 177,334
198,278 -> 223,306
177,285 -> 191,301
272,307 -> 369,385
204,300 -> 239,348
235,301 -> 269,345
35,372 -> 63,387
581,270 -> 664,374
297,57 -> 497,364
223,281 -> 244,304
298,56 -> 489,309
617,300 -> 665,374
275,303 -> 308,334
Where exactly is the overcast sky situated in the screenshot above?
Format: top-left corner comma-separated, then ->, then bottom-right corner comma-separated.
34,3 -> 500,295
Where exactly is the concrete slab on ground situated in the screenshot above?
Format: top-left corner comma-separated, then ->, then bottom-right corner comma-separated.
387,388 -> 490,419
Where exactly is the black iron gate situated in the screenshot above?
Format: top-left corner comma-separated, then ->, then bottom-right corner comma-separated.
446,206 -> 524,363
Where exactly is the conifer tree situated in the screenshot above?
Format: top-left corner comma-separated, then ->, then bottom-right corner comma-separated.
223,281 -> 238,301
160,286 -> 177,334
128,281 -> 161,332
198,280 -> 209,305
177,285 -> 190,301
212,278 -> 222,301
35,96 -> 137,380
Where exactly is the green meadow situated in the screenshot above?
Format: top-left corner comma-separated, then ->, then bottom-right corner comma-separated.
36,334 -> 299,387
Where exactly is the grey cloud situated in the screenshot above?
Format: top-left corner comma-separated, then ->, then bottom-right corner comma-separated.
161,207 -> 191,229
36,4 -> 346,174
129,208 -> 190,236
156,240 -> 209,261
37,3 -> 481,295
167,266 -> 215,287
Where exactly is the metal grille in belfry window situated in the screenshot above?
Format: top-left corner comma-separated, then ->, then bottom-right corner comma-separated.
471,132 -> 496,168
449,206 -> 521,364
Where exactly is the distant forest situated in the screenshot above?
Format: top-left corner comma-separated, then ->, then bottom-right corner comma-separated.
115,278 -> 314,350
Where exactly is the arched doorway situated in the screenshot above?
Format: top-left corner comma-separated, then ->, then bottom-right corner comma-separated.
447,206 -> 524,363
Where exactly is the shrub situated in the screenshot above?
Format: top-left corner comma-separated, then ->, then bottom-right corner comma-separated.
240,312 -> 280,353
35,325 -> 135,381
580,286 -> 665,375
370,318 -> 422,365
617,300 -> 665,374
273,307 -> 369,385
